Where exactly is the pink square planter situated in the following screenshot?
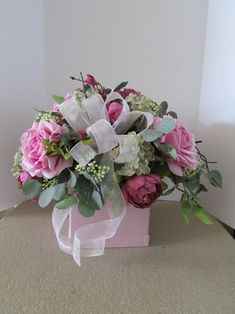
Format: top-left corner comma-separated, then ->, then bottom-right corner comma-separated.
69,205 -> 150,248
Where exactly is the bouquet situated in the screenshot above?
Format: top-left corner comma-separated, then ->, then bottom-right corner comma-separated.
12,73 -> 222,223
12,73 -> 223,264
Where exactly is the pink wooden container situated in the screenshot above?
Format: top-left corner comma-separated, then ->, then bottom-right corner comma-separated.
69,205 -> 150,248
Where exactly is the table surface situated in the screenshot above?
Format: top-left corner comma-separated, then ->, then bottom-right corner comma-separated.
1,200 -> 235,314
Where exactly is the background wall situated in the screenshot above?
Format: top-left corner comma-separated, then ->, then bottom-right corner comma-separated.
44,0 -> 208,131
0,0 -> 45,209
198,0 -> 235,228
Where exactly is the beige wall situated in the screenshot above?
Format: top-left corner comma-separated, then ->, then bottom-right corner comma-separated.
198,0 -> 235,228
0,0 -> 45,210
44,0 -> 208,131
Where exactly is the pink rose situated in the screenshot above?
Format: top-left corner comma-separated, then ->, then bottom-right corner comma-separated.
122,174 -> 163,208
52,92 -> 73,112
84,74 -> 96,86
120,88 -> 141,99
153,117 -> 197,176
20,120 -> 72,179
107,101 -> 123,124
17,171 -> 32,187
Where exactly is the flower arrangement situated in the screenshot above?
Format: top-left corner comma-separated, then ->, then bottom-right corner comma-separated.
12,73 -> 222,226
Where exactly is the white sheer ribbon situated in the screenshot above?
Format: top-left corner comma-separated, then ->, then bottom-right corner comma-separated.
52,92 -> 153,265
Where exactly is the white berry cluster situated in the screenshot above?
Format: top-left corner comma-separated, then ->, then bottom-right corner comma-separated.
75,161 -> 110,183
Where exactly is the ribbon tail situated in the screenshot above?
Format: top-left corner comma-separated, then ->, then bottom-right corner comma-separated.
51,154 -> 126,266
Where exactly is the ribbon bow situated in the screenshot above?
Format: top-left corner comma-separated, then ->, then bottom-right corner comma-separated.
52,91 -> 153,265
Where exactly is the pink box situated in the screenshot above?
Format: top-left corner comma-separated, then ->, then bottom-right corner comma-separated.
69,205 -> 150,248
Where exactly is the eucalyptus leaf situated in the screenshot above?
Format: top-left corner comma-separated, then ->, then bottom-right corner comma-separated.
113,81 -> 128,92
143,129 -> 163,142
167,111 -> 177,119
68,170 -> 77,188
83,172 -> 97,186
22,179 -> 42,198
158,143 -> 178,160
52,95 -> 65,104
78,202 -> 96,217
207,170 -> 223,189
76,175 -> 100,211
54,183 -> 66,201
92,191 -> 103,209
55,196 -> 78,210
156,118 -> 176,134
159,101 -> 168,116
193,206 -> 213,225
39,186 -> 55,208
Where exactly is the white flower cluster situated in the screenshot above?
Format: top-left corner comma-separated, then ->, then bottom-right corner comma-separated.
75,161 -> 110,183
126,94 -> 159,115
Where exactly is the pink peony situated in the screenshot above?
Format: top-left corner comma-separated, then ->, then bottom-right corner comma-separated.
84,74 -> 96,86
120,88 -> 141,99
122,174 -> 163,208
78,129 -> 89,141
17,171 -> 32,187
20,120 -> 72,179
107,101 -> 123,124
153,117 -> 197,176
52,92 -> 73,112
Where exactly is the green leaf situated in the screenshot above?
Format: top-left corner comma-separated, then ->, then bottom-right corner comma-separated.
152,163 -> 171,178
161,181 -> 168,191
92,191 -> 103,209
68,170 -> 77,188
105,88 -> 112,94
167,111 -> 177,119
159,101 -> 168,116
78,202 -> 96,217
38,186 -> 55,208
162,187 -> 175,196
192,196 -> 203,208
22,179 -> 42,198
84,84 -> 92,93
142,129 -> 163,142
181,198 -> 191,224
54,183 -> 66,201
113,81 -> 128,92
62,153 -> 71,160
207,170 -> 223,189
55,195 -> 78,210
184,180 -> 200,192
156,118 -> 176,134
195,184 -> 208,194
158,143 -> 178,160
81,138 -> 94,145
193,206 -> 213,225
82,171 -> 97,187
76,174 -> 95,193
52,95 -> 65,104
76,174 -> 100,211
